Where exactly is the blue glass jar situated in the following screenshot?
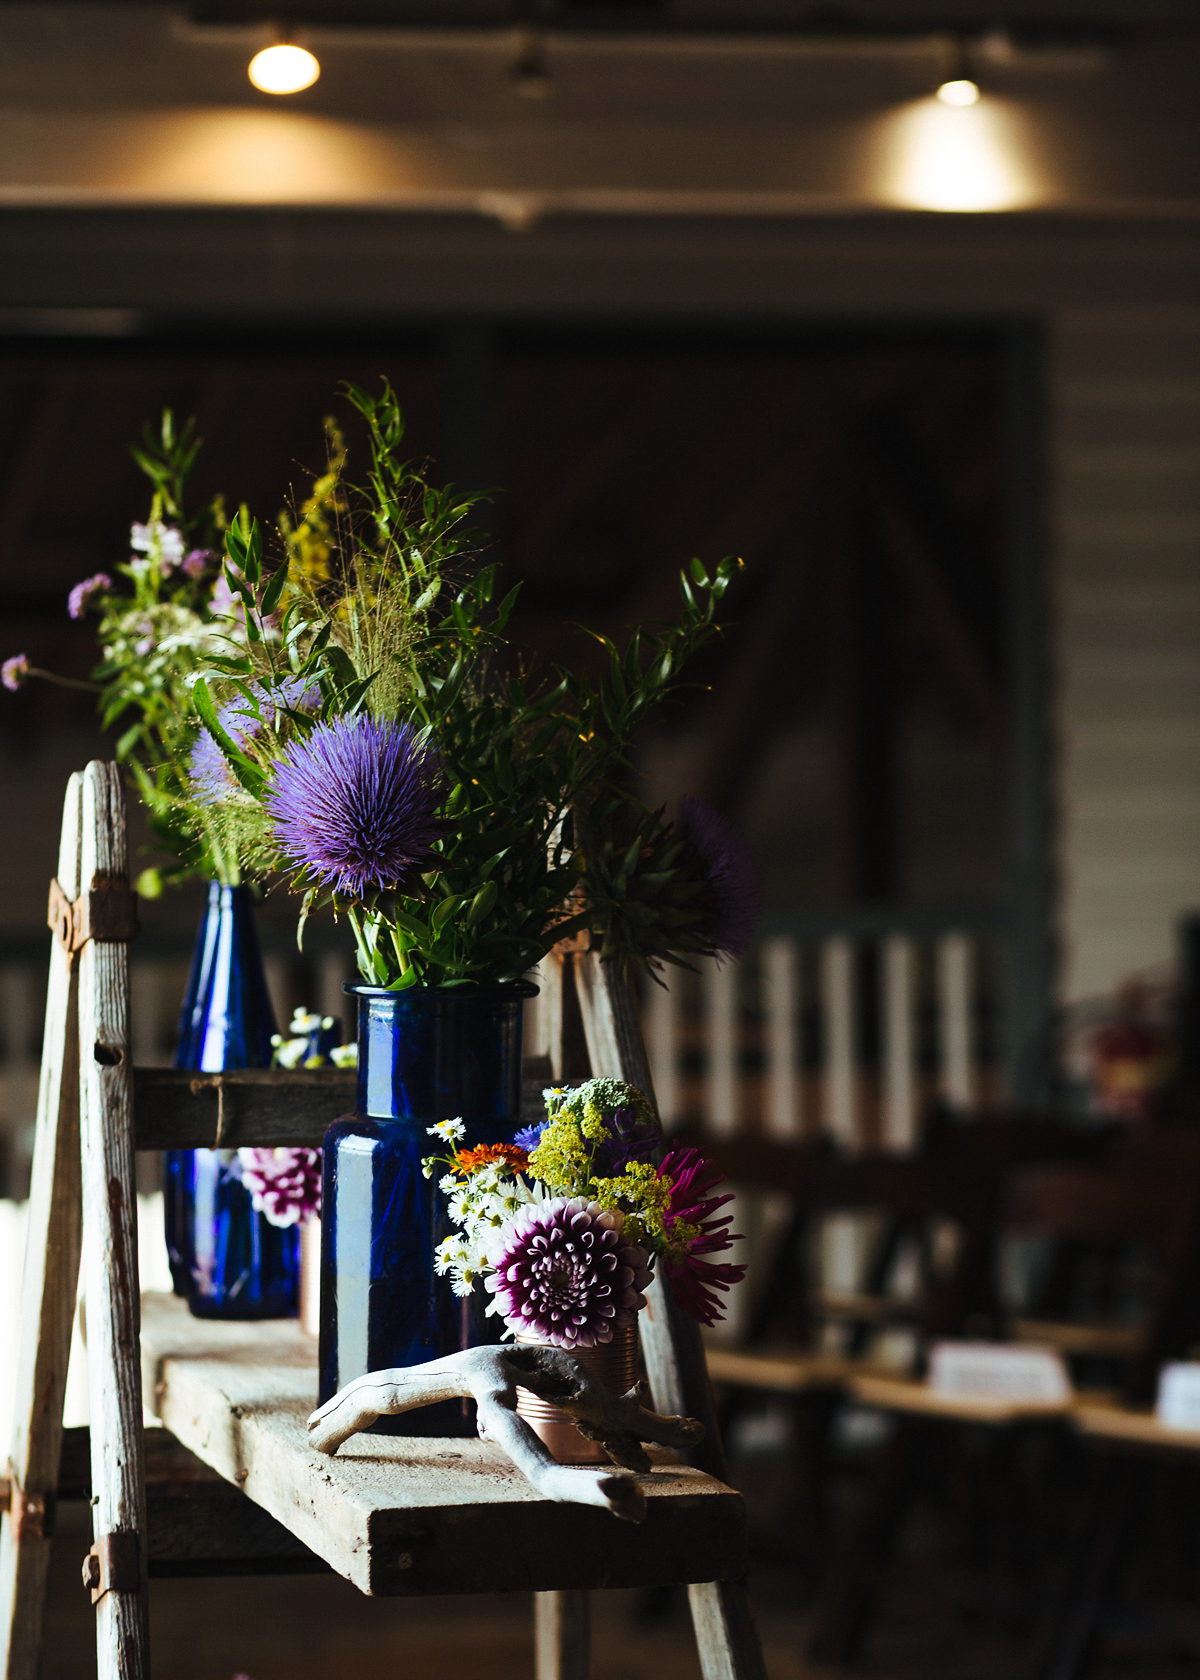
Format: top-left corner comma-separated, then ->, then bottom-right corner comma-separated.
318,981 -> 536,1434
164,882 -> 300,1320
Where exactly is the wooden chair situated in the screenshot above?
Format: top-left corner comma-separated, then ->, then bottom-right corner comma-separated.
1003,1154 -> 1200,1680
0,764 -> 767,1680
812,1149 -> 1200,1675
729,1117 -> 1105,1664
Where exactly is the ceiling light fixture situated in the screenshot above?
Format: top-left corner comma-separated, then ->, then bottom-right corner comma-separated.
248,42 -> 320,96
936,76 -> 980,106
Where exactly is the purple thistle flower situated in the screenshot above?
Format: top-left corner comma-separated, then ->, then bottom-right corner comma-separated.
676,797 -> 763,960
657,1147 -> 746,1328
67,572 -> 112,620
190,678 -> 320,803
237,1147 -> 321,1227
1,654 -> 29,692
267,714 -> 444,898
484,1197 -> 652,1349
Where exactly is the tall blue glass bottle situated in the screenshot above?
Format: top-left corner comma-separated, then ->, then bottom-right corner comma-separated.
318,981 -> 535,1434
164,882 -> 300,1319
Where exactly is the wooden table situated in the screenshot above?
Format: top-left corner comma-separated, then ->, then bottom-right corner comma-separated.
140,1293 -> 747,1598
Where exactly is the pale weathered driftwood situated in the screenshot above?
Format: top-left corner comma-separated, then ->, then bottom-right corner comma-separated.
141,1292 -> 747,1596
0,775 -> 84,1680
77,763 -> 149,1680
307,1344 -> 705,1523
572,950 -> 768,1680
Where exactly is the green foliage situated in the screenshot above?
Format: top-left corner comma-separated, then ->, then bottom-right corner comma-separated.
186,381 -> 745,987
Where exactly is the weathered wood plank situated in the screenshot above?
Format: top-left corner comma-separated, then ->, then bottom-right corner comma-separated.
132,1069 -> 549,1149
0,775 -> 83,1680
78,763 -> 149,1680
140,1292 -> 746,1598
132,1067 -> 355,1149
572,952 -> 768,1680
57,1430 -> 330,1577
535,1589 -> 591,1680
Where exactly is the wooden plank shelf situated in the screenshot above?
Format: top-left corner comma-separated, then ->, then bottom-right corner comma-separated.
140,1293 -> 747,1598
132,1069 -> 552,1150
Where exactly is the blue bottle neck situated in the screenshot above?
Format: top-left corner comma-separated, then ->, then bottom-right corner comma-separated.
352,982 -> 535,1130
174,881 -> 278,1072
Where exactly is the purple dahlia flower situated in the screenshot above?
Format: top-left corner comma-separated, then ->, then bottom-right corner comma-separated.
237,1147 -> 321,1227
67,573 -> 112,620
484,1197 -> 652,1350
267,714 -> 444,898
189,677 -> 319,803
676,796 -> 763,961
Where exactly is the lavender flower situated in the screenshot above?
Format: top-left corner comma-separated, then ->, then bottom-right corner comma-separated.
67,573 -> 112,620
182,549 -> 212,579
676,797 -> 763,960
1,654 -> 28,692
267,715 -> 444,897
131,521 -> 184,567
484,1197 -> 652,1349
190,678 -> 319,803
237,1147 -> 322,1227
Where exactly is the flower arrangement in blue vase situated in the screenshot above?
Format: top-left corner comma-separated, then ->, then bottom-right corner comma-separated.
41,379 -> 762,1423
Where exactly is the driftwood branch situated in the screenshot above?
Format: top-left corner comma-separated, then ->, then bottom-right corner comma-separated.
307,1345 -> 705,1524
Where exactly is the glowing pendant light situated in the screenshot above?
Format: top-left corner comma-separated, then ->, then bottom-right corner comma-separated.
248,42 -> 320,95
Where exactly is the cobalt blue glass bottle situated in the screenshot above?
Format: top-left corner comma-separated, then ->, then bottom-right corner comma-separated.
318,980 -> 536,1435
164,881 -> 301,1319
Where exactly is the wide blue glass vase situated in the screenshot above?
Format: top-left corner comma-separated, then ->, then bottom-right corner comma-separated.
318,981 -> 536,1435
164,882 -> 300,1320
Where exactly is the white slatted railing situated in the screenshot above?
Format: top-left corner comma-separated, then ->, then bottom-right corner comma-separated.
642,922 -> 999,1149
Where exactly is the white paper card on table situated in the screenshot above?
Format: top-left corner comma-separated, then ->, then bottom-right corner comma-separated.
928,1341 -> 1071,1403
1155,1362 -> 1200,1429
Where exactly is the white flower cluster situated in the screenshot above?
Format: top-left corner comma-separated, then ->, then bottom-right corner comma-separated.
425,1119 -> 537,1300
270,1007 -> 357,1070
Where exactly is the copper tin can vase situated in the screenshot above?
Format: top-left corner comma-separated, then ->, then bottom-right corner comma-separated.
514,1323 -> 639,1465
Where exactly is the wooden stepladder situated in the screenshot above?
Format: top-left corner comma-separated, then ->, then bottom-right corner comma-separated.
1,764 -> 148,1680
0,762 -> 765,1680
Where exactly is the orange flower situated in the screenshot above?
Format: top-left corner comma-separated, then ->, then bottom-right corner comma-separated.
452,1142 -> 529,1177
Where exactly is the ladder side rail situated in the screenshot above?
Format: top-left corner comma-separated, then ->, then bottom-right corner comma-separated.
0,775 -> 84,1680
78,763 -> 149,1680
573,949 -> 767,1680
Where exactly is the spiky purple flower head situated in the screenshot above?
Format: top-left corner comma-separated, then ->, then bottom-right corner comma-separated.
189,677 -> 319,804
2,654 -> 29,692
676,796 -> 763,961
657,1146 -> 746,1327
484,1197 -> 652,1349
67,573 -> 112,620
267,714 -> 444,898
237,1147 -> 321,1227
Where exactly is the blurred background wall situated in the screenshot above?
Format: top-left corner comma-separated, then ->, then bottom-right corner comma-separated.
0,0 -> 1198,1186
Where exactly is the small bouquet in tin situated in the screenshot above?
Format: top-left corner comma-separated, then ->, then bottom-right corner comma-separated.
422,1079 -> 746,1350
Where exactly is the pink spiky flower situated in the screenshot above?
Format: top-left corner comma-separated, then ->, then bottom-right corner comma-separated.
657,1147 -> 747,1327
